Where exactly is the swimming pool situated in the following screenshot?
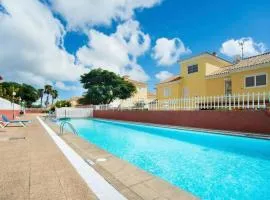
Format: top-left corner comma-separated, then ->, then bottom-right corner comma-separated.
59,118 -> 270,199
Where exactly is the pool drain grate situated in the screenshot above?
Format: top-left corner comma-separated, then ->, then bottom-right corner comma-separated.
9,137 -> 26,140
84,158 -> 95,166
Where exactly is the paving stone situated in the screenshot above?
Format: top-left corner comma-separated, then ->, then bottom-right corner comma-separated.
96,156 -> 129,173
130,183 -> 161,200
114,166 -> 153,187
120,188 -> 144,200
0,114 -> 97,200
0,179 -> 29,200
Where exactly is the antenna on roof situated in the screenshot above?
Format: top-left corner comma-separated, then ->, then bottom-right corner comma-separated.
238,41 -> 245,59
233,55 -> 241,64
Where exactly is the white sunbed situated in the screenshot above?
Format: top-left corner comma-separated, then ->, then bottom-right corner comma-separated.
1,115 -> 31,127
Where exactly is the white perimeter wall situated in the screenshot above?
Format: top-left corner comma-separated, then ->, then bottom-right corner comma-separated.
56,107 -> 93,118
0,97 -> 21,110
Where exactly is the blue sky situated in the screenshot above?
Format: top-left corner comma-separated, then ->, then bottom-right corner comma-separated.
0,0 -> 269,99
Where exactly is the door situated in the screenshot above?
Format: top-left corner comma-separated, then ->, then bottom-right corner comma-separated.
183,87 -> 189,97
225,79 -> 232,96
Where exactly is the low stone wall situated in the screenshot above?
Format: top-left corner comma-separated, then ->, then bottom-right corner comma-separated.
25,108 -> 45,113
0,110 -> 21,119
94,110 -> 270,134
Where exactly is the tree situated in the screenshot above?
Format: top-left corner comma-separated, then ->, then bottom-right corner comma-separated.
0,77 -> 3,97
55,100 -> 71,108
80,68 -> 136,105
51,89 -> 58,105
0,82 -> 21,102
0,82 -> 39,107
44,84 -> 52,108
134,100 -> 146,109
38,89 -> 44,107
18,84 -> 39,107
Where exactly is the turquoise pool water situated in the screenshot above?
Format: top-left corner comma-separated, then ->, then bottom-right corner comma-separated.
60,118 -> 270,199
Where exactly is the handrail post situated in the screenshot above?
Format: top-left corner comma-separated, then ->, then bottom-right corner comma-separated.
242,93 -> 245,109
263,92 -> 266,108
233,94 -> 236,109
257,92 -> 260,109
247,92 -> 250,109
229,94 -> 231,110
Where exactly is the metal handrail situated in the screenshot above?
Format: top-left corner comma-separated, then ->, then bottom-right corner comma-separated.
44,111 -> 56,121
60,121 -> 78,135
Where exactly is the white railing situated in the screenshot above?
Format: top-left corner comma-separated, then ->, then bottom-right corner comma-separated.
94,92 -> 270,111
0,97 -> 21,110
56,107 -> 93,118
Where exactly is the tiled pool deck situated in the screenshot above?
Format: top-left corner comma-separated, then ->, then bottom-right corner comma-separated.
0,114 -> 97,200
0,114 -> 197,200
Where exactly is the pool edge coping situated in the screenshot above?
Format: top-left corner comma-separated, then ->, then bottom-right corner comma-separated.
37,116 -> 127,200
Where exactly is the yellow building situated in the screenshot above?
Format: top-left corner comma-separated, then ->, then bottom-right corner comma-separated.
124,76 -> 148,103
147,92 -> 157,103
68,96 -> 81,107
157,52 -> 270,100
111,76 -> 156,108
156,75 -> 182,100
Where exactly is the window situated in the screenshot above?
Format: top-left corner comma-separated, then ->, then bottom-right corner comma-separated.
164,88 -> 171,97
245,76 -> 255,87
225,79 -> 232,95
245,74 -> 267,88
188,64 -> 198,74
256,74 -> 267,86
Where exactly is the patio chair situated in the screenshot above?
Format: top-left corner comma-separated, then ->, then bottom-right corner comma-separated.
1,115 -> 31,127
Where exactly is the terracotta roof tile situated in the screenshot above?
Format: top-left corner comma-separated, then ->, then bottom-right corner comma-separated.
207,52 -> 270,77
158,75 -> 182,84
179,52 -> 231,64
124,76 -> 147,86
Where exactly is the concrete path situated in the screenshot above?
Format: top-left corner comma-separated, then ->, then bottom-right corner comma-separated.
0,114 -> 97,200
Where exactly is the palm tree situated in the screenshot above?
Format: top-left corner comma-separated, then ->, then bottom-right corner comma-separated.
51,89 -> 58,105
0,76 -> 3,97
0,85 -> 3,97
38,89 -> 44,108
44,84 -> 52,108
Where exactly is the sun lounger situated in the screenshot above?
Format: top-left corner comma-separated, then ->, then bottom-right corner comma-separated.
1,115 -> 31,127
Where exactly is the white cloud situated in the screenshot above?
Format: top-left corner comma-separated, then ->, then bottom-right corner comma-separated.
152,37 -> 191,66
50,0 -> 161,29
55,81 -> 81,91
0,0 -> 163,96
220,37 -> 267,58
0,0 -> 88,88
14,71 -> 53,87
123,62 -> 149,83
76,20 -> 150,82
155,71 -> 173,81
115,20 -> 151,57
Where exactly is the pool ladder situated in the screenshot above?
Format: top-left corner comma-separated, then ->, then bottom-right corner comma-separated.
60,121 -> 78,135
